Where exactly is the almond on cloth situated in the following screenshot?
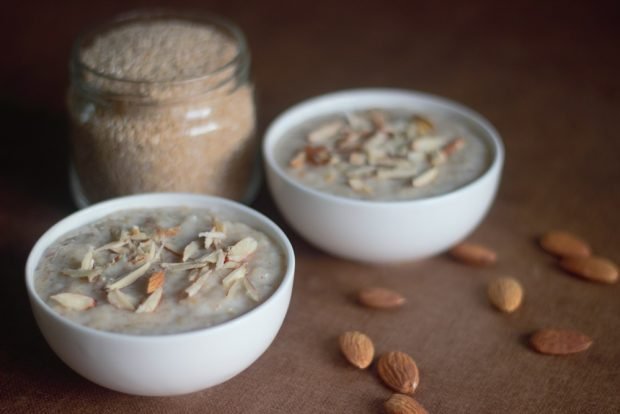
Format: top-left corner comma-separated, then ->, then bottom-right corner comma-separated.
377,351 -> 420,394
357,287 -> 405,309
384,394 -> 429,414
449,242 -> 497,266
540,230 -> 591,258
338,331 -> 374,369
530,329 -> 593,355
559,256 -> 618,284
487,276 -> 523,313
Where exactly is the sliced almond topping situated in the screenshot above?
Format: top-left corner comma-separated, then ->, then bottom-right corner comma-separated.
213,218 -> 226,233
80,245 -> 95,270
364,131 -> 388,150
346,112 -> 373,132
289,150 -> 306,169
328,154 -> 342,166
197,249 -> 219,263
227,237 -> 258,262
223,260 -> 242,269
185,270 -> 212,298
95,239 -> 128,253
305,145 -> 331,165
348,178 -> 372,194
188,269 -> 200,282
215,249 -> 226,270
226,279 -> 243,297
428,149 -> 447,166
198,230 -> 227,239
243,276 -> 260,301
347,165 -> 376,178
349,152 -> 367,166
307,119 -> 344,144
61,268 -> 102,282
129,226 -> 149,241
146,271 -> 166,294
412,167 -> 438,187
106,260 -> 152,291
50,292 -> 95,311
135,287 -> 163,313
412,115 -> 434,135
199,230 -> 226,249
337,130 -> 362,150
368,110 -> 388,131
107,289 -> 136,311
222,265 -> 247,290
442,137 -> 465,156
130,253 -> 147,266
411,136 -> 445,152
407,151 -> 426,163
155,226 -> 179,239
182,240 -> 201,262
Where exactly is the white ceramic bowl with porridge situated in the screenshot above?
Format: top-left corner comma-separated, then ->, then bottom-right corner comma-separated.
25,193 -> 295,396
263,89 -> 503,263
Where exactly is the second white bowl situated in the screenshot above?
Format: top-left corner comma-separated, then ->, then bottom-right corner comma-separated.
263,88 -> 504,263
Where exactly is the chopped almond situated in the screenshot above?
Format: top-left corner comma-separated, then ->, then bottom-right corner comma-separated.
182,240 -> 201,262
146,271 -> 166,294
107,289 -> 136,311
80,245 -> 95,270
222,265 -> 247,291
185,270 -> 212,298
50,292 -> 95,310
227,237 -> 258,262
135,287 -> 163,313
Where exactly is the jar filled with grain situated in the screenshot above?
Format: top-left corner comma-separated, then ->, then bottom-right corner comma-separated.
68,10 -> 257,205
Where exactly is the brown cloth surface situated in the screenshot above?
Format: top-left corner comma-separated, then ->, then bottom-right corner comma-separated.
1,0 -> 619,412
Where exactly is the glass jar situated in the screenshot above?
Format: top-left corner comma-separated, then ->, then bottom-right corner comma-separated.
68,10 -> 257,206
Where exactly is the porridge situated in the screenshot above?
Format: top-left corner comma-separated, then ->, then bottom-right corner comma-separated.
276,109 -> 492,201
34,207 -> 284,335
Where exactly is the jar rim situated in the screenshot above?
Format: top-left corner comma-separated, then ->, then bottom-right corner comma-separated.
70,9 -> 248,89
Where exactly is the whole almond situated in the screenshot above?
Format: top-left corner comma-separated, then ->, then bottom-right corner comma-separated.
540,230 -> 591,258
384,394 -> 428,414
377,351 -> 420,394
530,329 -> 593,355
338,331 -> 374,369
487,277 -> 523,313
449,242 -> 497,266
358,287 -> 406,309
559,256 -> 618,284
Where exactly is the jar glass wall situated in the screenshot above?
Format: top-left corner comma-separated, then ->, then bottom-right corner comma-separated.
68,10 -> 257,206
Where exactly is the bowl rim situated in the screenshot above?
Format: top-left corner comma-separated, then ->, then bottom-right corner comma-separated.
263,88 -> 505,207
25,192 -> 295,343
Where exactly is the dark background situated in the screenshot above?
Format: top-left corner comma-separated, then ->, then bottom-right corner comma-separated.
1,0 -> 619,413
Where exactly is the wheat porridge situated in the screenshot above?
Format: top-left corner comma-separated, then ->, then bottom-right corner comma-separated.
276,109 -> 492,201
34,207 -> 284,335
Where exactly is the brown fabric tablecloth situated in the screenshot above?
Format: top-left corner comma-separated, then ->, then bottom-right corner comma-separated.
1,0 -> 619,412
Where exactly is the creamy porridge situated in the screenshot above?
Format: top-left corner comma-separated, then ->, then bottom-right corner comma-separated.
34,207 -> 284,335
276,109 -> 492,201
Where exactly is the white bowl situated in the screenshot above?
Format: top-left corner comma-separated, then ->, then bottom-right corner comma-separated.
25,193 -> 295,396
263,88 -> 504,263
